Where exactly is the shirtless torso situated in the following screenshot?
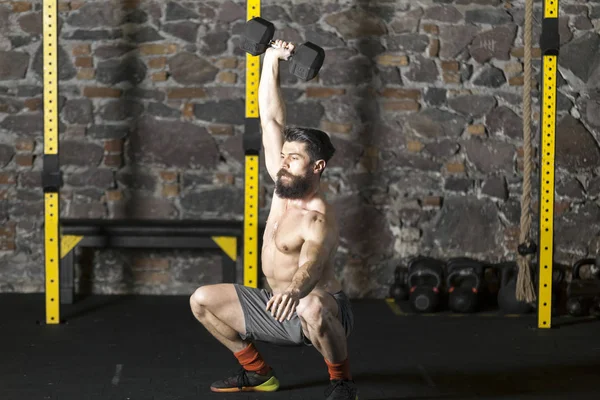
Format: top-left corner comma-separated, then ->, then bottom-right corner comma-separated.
261,192 -> 342,296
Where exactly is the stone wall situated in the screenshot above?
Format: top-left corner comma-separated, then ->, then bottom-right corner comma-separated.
1,0 -> 600,298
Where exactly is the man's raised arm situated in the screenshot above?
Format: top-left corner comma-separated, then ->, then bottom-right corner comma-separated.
258,40 -> 294,182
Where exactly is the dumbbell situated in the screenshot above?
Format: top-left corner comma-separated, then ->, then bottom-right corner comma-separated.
240,17 -> 325,81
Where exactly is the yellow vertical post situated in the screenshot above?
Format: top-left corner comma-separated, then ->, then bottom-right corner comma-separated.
537,0 -> 559,328
244,0 -> 261,288
42,0 -> 61,324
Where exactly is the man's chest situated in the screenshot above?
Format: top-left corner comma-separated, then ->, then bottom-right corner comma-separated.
270,209 -> 305,254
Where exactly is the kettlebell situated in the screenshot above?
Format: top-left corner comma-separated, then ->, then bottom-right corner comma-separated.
446,258 -> 483,313
407,256 -> 445,313
389,266 -> 409,301
497,262 -> 534,314
389,282 -> 408,301
589,296 -> 600,318
566,257 -> 600,317
566,296 -> 591,317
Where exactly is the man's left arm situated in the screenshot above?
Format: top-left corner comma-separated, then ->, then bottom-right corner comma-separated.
288,215 -> 329,298
266,213 -> 330,322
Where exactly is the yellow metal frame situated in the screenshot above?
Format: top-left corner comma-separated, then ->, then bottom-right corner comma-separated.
212,237 -> 238,261
61,235 -> 83,256
43,0 -> 60,324
537,0 -> 559,329
244,156 -> 259,287
244,0 -> 261,288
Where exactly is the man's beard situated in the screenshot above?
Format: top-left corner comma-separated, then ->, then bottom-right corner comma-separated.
275,169 -> 312,199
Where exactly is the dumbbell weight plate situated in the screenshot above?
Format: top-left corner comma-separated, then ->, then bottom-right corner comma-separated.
289,42 -> 325,81
240,17 -> 275,56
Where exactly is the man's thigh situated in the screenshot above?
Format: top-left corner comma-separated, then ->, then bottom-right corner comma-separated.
197,283 -> 247,335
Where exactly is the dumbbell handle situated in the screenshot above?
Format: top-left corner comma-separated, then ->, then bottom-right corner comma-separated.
265,39 -> 298,56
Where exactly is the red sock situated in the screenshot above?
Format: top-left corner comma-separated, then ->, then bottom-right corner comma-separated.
234,343 -> 271,375
325,357 -> 352,381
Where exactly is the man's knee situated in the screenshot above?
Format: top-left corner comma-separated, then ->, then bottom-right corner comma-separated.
190,285 -> 210,316
297,295 -> 329,329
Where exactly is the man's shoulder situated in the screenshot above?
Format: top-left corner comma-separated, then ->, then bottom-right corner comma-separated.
302,202 -> 337,234
304,198 -> 329,221
304,209 -> 326,223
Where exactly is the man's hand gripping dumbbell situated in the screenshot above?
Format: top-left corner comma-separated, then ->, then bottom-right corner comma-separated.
266,39 -> 295,62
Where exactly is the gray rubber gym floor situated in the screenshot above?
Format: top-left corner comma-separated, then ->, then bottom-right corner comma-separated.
1,294 -> 599,400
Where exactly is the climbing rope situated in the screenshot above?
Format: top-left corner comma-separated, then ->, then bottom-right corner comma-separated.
516,0 -> 537,303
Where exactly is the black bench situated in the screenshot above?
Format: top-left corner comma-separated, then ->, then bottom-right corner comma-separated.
59,219 -> 244,304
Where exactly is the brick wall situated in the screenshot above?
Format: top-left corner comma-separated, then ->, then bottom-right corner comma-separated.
1,0 -> 600,298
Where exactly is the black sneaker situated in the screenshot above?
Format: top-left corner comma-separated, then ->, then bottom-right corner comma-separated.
210,367 -> 279,392
325,379 -> 359,400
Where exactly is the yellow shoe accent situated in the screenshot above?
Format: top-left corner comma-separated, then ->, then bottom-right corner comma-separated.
253,376 -> 280,392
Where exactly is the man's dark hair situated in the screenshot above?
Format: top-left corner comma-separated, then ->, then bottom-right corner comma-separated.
283,126 -> 336,167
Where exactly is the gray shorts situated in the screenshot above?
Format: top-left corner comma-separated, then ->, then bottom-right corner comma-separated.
233,284 -> 354,347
